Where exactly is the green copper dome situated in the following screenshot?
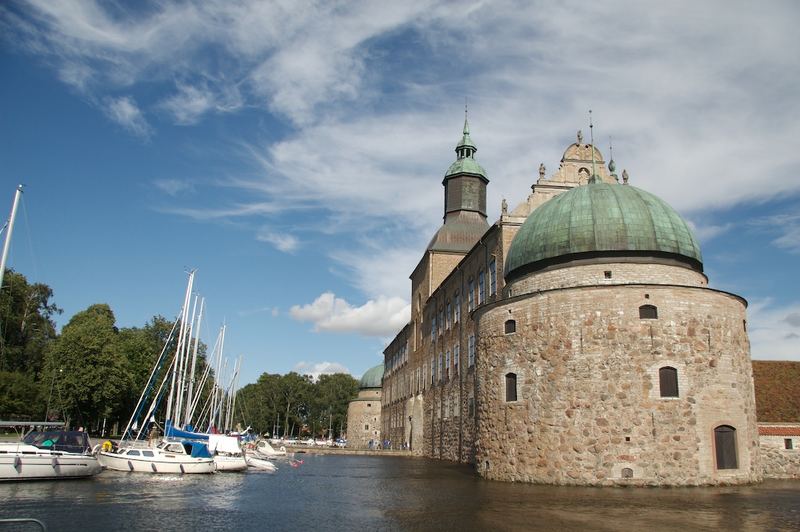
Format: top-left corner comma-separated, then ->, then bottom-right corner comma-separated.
359,363 -> 384,389
445,157 -> 487,178
505,183 -> 703,279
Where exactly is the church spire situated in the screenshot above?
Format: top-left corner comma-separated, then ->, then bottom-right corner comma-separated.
456,104 -> 476,159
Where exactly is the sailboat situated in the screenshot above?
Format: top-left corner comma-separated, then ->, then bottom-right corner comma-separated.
96,271 -> 215,474
0,186 -> 102,481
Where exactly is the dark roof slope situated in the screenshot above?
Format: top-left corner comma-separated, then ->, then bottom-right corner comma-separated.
752,360 -> 800,422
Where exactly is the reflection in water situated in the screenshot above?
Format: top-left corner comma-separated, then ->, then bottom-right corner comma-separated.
1,455 -> 798,531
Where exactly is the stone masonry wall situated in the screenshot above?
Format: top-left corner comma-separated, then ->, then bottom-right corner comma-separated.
474,274 -> 760,486
508,262 -> 707,295
759,430 -> 800,479
346,389 -> 381,449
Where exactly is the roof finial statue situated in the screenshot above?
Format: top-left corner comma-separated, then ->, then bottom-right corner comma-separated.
622,169 -> 629,184
577,130 -> 583,145
538,162 -> 546,180
501,198 -> 508,215
608,136 -> 618,182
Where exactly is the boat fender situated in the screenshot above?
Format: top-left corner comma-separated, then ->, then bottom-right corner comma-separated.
127,461 -> 134,472
14,456 -> 22,470
101,440 -> 113,452
180,464 -> 185,474
52,457 -> 59,468
151,463 -> 157,473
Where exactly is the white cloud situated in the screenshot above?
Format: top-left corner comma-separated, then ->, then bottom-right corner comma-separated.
685,220 -> 733,244
289,292 -> 410,337
748,212 -> 800,254
103,96 -> 151,137
154,179 -> 194,196
160,82 -> 242,125
256,229 -> 299,253
748,299 -> 800,361
292,361 -> 351,382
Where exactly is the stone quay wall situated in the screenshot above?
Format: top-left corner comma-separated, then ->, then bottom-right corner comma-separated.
759,426 -> 800,479
474,273 -> 760,486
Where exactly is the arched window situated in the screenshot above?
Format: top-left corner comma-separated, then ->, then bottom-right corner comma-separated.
504,319 -> 516,334
659,366 -> 679,397
639,304 -> 658,319
714,425 -> 738,470
505,373 -> 517,402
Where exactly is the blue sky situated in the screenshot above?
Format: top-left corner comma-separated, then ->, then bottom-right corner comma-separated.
1,1 -> 799,386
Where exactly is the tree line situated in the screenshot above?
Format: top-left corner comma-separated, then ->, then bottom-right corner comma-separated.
0,269 -> 360,439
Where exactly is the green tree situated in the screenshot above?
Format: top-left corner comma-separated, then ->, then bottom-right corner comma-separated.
43,304 -> 129,429
313,373 -> 358,438
0,370 -> 43,419
0,269 -> 60,374
278,372 -> 312,438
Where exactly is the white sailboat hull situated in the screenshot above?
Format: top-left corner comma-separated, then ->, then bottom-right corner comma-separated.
245,455 -> 276,472
0,444 -> 101,481
214,454 -> 247,471
97,450 -> 215,474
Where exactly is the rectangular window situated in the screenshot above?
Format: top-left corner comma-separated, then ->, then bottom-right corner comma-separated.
446,300 -> 451,329
468,334 -> 475,366
454,343 -> 460,374
786,438 -> 794,450
431,314 -> 436,342
438,353 -> 443,382
489,258 -> 497,295
478,270 -> 485,305
468,280 -> 474,311
454,292 -> 461,322
431,358 -> 435,385
468,396 -> 475,417
439,309 -> 444,335
422,364 -> 426,390
446,349 -> 451,379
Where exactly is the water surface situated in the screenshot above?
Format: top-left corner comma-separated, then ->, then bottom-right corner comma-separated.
1,454 -> 798,531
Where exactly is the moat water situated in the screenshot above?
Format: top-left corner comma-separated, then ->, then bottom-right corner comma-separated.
1,454 -> 798,531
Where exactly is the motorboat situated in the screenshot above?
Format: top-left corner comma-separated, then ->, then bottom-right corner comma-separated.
254,439 -> 288,459
245,454 -> 277,472
96,439 -> 215,474
0,429 -> 101,481
208,434 -> 247,472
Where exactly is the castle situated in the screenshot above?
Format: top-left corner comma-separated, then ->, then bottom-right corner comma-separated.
348,118 -> 798,485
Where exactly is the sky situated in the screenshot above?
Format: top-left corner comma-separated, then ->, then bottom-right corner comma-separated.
1,0 -> 799,386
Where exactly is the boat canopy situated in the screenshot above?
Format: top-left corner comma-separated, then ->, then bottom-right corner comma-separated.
22,431 -> 92,453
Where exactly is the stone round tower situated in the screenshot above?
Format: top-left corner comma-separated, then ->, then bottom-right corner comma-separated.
474,181 -> 760,486
346,364 -> 384,449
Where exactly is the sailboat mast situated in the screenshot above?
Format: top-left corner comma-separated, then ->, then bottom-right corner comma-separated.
0,185 -> 24,304
175,293 -> 198,426
166,270 -> 195,425
183,297 -> 204,426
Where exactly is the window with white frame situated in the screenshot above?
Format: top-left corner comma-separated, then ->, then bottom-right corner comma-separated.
438,308 -> 444,335
489,258 -> 497,295
468,334 -> 475,366
446,300 -> 451,329
468,279 -> 474,311
454,292 -> 461,322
